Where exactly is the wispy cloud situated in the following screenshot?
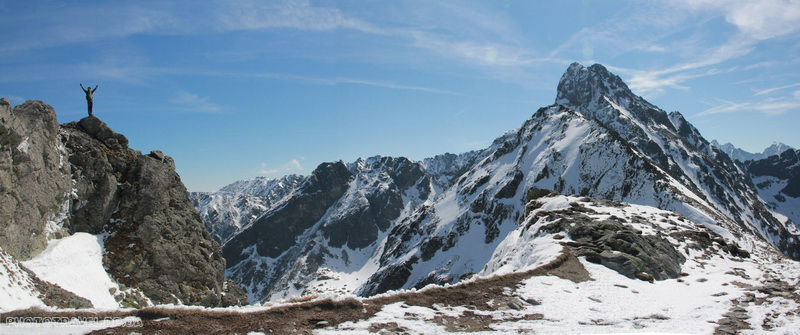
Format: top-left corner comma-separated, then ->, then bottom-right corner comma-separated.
753,83 -> 800,96
169,91 -> 224,114
216,0 -> 385,34
698,97 -> 800,116
613,36 -> 756,96
258,158 -> 303,175
165,69 -> 463,96
553,1 -> 800,97
682,0 -> 800,40
335,78 -> 462,96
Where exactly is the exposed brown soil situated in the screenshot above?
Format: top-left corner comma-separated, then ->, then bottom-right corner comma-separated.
0,248 -> 589,334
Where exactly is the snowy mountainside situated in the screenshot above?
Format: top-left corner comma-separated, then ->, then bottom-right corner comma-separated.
555,63 -> 798,259
420,150 -> 483,192
322,192 -> 799,334
223,156 -> 434,302
712,140 -> 795,162
357,104 -> 737,296
203,62 -> 799,304
748,149 -> 800,229
190,174 -> 304,243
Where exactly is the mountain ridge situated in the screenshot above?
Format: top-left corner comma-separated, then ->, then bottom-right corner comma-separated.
193,63 -> 798,304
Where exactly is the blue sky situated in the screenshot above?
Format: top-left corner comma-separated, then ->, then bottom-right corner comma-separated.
1,0 -> 799,191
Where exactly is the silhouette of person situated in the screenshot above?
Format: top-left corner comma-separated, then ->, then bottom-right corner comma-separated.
80,84 -> 98,116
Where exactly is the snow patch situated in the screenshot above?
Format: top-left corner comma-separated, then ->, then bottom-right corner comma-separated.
21,233 -> 120,309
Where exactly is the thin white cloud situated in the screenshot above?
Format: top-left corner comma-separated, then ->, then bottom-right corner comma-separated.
258,159 -> 304,175
163,68 -> 463,96
0,3 -> 181,53
216,0 -> 385,34
336,78 -> 462,96
169,91 -> 224,114
407,30 -> 544,68
698,97 -> 800,116
552,1 -> 799,97
753,83 -> 800,96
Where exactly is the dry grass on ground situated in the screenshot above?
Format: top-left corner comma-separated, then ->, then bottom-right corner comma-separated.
0,248 -> 590,334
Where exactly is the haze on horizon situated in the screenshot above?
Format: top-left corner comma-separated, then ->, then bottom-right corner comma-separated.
1,0 -> 798,191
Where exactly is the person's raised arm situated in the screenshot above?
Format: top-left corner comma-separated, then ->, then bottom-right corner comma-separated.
92,85 -> 98,93
80,83 -> 87,92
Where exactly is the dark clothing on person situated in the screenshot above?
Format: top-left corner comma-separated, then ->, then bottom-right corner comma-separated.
81,84 -> 98,116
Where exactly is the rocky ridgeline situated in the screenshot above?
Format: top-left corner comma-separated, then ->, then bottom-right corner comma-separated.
0,98 -> 246,308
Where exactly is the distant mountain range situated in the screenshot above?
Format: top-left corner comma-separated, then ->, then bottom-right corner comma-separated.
192,63 -> 800,304
711,140 -> 794,162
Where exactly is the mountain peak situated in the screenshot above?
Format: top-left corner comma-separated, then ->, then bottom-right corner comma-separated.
764,142 -> 794,157
556,63 -> 632,108
554,62 -> 676,141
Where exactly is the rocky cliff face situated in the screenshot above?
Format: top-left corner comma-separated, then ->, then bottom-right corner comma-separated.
0,99 -> 72,260
0,98 -> 246,308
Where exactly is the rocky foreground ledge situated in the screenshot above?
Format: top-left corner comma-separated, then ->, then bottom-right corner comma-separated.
0,98 -> 246,308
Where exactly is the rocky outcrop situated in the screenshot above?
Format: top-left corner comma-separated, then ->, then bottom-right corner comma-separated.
537,203 -> 685,281
0,99 -> 247,307
0,99 -> 72,260
61,116 -> 247,306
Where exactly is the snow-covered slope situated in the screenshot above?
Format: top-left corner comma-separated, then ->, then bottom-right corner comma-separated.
21,233 -> 122,309
358,103 -> 735,296
321,192 -> 800,334
555,63 -> 797,258
0,247 -> 49,311
209,63 -> 799,304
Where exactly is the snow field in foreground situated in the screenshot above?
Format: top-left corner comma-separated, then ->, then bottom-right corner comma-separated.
21,233 -> 120,309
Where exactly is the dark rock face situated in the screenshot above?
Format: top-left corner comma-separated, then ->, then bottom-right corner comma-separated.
746,149 -> 800,232
223,162 -> 353,265
63,117 -> 135,234
322,157 -> 425,250
222,156 -> 433,302
748,149 -> 800,198
0,98 -> 246,307
0,99 -> 72,260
